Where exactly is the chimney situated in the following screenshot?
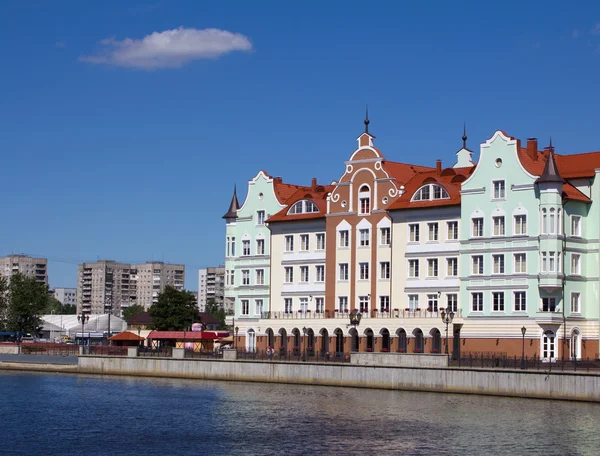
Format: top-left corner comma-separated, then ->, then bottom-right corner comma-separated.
526,138 -> 538,161
274,177 -> 283,184
436,159 -> 442,176
312,178 -> 317,191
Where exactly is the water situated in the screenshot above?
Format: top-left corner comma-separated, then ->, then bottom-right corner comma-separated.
1,371 -> 599,455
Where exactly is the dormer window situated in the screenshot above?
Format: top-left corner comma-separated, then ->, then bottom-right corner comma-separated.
358,185 -> 371,215
287,200 -> 319,215
411,184 -> 450,202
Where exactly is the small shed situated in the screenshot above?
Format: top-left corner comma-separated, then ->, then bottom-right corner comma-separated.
147,330 -> 229,351
108,331 -> 145,347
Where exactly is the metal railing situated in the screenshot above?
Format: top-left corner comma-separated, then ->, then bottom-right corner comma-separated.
87,346 -> 128,356
184,349 -> 223,360
262,309 -> 463,320
450,353 -> 600,372
236,349 -> 351,363
138,346 -> 173,357
19,343 -> 78,356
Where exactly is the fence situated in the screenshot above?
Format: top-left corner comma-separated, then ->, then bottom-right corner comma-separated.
262,309 -> 463,320
236,349 -> 351,363
138,346 -> 173,358
19,343 -> 79,356
87,346 -> 129,356
450,353 -> 600,372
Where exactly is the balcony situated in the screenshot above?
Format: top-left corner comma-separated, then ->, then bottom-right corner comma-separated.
535,308 -> 564,328
538,274 -> 564,291
261,309 -> 463,320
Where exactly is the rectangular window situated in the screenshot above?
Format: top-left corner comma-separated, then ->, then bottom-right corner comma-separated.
493,254 -> 505,274
359,262 -> 369,280
380,227 -> 391,245
242,240 -> 250,256
359,196 -> 370,215
542,297 -> 557,312
472,255 -> 484,275
472,292 -> 483,312
256,210 -> 265,225
242,270 -> 250,285
472,218 -> 483,237
359,296 -> 369,313
338,296 -> 348,312
447,294 -> 458,312
359,229 -> 370,246
514,291 -> 526,312
255,299 -> 263,316
299,297 -> 308,313
447,221 -> 458,240
493,180 -> 506,199
285,267 -> 294,283
315,297 -> 324,313
571,292 -> 580,313
446,258 -> 458,277
514,253 -> 526,274
514,215 -> 527,235
380,296 -> 390,312
231,237 -> 236,256
316,233 -> 325,250
380,261 -> 390,279
315,265 -> 325,282
542,252 -> 547,272
256,239 -> 265,255
226,236 -> 230,257
571,215 -> 582,237
256,269 -> 264,285
339,230 -> 349,248
300,266 -> 309,283
339,263 -> 349,281
241,299 -> 249,315
408,259 -> 419,278
571,253 -> 581,275
409,224 -> 420,242
228,270 -> 234,285
428,222 -> 439,241
427,294 -> 438,312
408,294 -> 419,310
300,234 -> 310,251
284,298 -> 293,314
549,252 -> 556,272
285,235 -> 294,252
492,291 -> 505,312
493,216 -> 505,236
427,259 -> 438,277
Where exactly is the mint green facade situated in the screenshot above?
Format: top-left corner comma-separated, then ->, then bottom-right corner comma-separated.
460,131 -> 599,359
224,171 -> 285,321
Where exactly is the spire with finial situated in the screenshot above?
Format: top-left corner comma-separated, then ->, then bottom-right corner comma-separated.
536,137 -> 565,185
462,122 -> 468,149
364,105 -> 370,134
222,184 -> 240,219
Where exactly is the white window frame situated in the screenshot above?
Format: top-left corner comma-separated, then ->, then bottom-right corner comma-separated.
315,265 -> 325,282
471,292 -> 483,312
256,210 -> 265,225
284,267 -> 294,283
339,263 -> 349,281
256,239 -> 265,255
316,233 -> 325,250
427,294 -> 438,312
514,291 -> 526,312
447,294 -> 458,312
284,298 -> 293,314
300,266 -> 309,283
571,215 -> 582,237
570,292 -> 581,314
427,258 -> 438,278
256,269 -> 264,285
380,227 -> 391,245
338,296 -> 348,312
408,259 -> 419,278
408,294 -> 419,311
285,235 -> 294,252
446,257 -> 458,277
241,299 -> 249,316
472,218 -> 483,238
315,297 -> 324,313
514,214 -> 527,236
300,234 -> 309,251
359,229 -> 370,247
409,224 -> 420,242
514,253 -> 526,274
358,185 -> 371,215
427,222 -> 439,241
472,255 -> 484,275
571,253 -> 581,275
492,291 -> 505,312
359,262 -> 369,280
242,240 -> 251,256
242,269 -> 250,285
492,254 -> 505,274
339,230 -> 349,248
493,180 -> 506,199
447,221 -> 458,241
380,261 -> 390,279
359,295 -> 369,313
492,216 -> 505,237
255,299 -> 263,316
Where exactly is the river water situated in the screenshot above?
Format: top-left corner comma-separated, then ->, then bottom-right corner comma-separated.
1,371 -> 599,455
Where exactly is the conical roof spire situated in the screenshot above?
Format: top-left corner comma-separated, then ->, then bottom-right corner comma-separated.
536,139 -> 565,185
222,185 -> 240,219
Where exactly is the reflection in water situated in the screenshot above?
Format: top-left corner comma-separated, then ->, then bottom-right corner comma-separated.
1,371 -> 598,455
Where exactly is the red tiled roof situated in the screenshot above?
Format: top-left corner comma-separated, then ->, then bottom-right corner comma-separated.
273,181 -> 309,204
147,331 -> 229,341
382,161 -> 434,186
518,147 -> 600,180
108,331 -> 145,341
387,167 -> 473,211
267,184 -> 334,223
562,183 -> 591,202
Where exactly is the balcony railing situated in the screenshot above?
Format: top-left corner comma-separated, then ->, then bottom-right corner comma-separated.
261,309 -> 462,320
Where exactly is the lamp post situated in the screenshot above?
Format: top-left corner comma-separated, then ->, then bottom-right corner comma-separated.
440,307 -> 455,364
77,313 -> 89,347
349,309 -> 362,352
235,326 -> 239,351
302,326 -> 307,361
138,326 -> 142,348
521,326 -> 527,369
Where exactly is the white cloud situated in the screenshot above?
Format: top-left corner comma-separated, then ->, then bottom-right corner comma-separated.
79,27 -> 252,69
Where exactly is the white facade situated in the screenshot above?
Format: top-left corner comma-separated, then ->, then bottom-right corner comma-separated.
53,287 -> 77,306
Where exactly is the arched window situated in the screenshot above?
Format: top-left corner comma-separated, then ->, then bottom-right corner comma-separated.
288,200 -> 319,215
397,329 -> 407,353
557,209 -> 562,235
571,329 -> 581,360
541,209 -> 547,234
549,208 -> 556,234
414,328 -> 424,353
247,329 -> 256,352
358,185 -> 371,215
411,184 -> 450,202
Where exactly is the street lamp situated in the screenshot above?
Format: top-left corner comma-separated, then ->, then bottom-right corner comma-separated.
521,326 -> 527,369
77,313 -> 89,347
440,307 -> 455,364
138,326 -> 142,348
235,326 -> 239,351
349,309 -> 362,352
302,326 -> 307,361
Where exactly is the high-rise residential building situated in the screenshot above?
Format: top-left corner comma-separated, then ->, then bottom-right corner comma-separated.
198,266 -> 225,312
77,260 -> 185,315
53,287 -> 77,306
0,255 -> 48,285
135,262 -> 185,309
226,117 -> 600,361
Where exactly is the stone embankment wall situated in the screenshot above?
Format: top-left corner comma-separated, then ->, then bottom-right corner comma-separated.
77,356 -> 600,402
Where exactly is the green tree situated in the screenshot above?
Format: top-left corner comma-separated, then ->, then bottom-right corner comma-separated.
149,286 -> 198,331
204,298 -> 227,330
0,276 -> 8,331
61,303 -> 77,315
45,296 -> 64,314
6,272 -> 50,336
122,304 -> 145,322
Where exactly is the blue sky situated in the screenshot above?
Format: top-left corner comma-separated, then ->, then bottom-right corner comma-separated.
1,1 -> 600,291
